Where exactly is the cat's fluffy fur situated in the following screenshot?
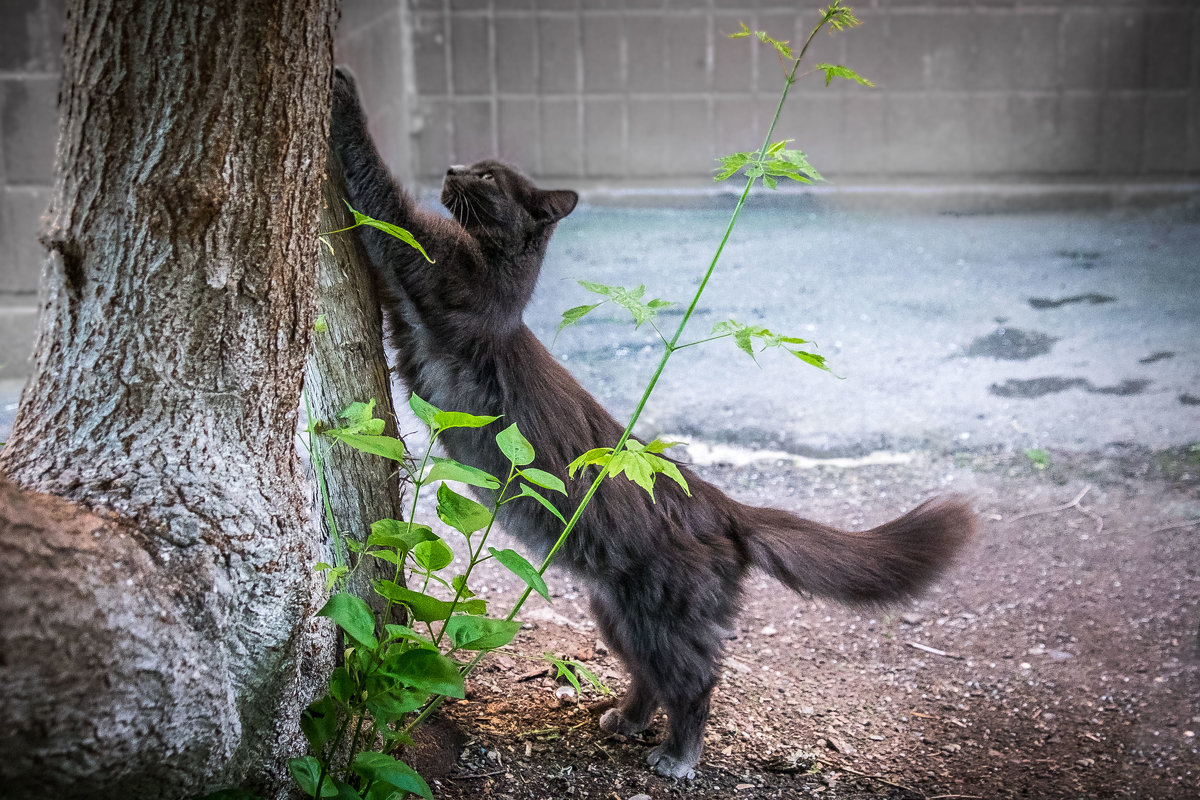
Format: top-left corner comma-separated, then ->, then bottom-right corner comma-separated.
331,68 -> 975,779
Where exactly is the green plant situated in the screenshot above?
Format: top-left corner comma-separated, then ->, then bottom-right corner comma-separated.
285,4 -> 871,797
1026,448 -> 1051,471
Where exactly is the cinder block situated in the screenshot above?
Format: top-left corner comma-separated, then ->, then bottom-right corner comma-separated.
840,93 -> 886,176
1052,95 -> 1102,174
0,187 -> 49,293
539,16 -> 580,95
582,97 -> 624,177
923,13 -> 977,92
885,94 -> 971,175
1100,95 -> 1144,175
412,13 -> 449,96
970,11 -> 1014,92
712,96 -> 760,158
665,14 -> 708,93
625,15 -> 666,93
340,0 -> 403,36
582,14 -> 623,93
451,15 -> 492,96
414,99 -> 452,178
539,98 -> 581,177
497,98 -> 539,171
1003,95 -> 1060,176
665,98 -> 711,176
1060,10 -> 1105,91
1,77 -> 60,184
0,306 -> 38,380
0,0 -> 34,71
841,12 -> 889,93
1105,10 -> 1146,91
495,16 -> 538,93
1143,95 -> 1189,174
1012,12 -> 1059,92
626,97 -> 670,174
1145,11 -> 1191,90
1188,92 -> 1200,174
451,99 -> 494,164
967,94 -> 1014,175
451,0 -> 489,10
712,13 -> 754,94
776,92 -> 843,176
882,13 -> 932,91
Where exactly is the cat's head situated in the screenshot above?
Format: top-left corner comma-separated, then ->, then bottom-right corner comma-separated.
440,160 -> 577,244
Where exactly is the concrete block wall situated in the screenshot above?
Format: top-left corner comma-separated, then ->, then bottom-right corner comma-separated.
407,0 -> 1200,184
0,0 -> 61,380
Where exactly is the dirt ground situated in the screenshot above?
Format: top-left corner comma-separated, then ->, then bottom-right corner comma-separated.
403,445 -> 1199,800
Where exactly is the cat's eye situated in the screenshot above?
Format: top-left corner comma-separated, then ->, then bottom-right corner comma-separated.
480,172 -> 494,181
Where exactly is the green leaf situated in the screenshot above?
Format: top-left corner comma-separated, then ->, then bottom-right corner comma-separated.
413,538 -> 454,572
344,203 -> 434,264
328,432 -> 406,462
316,593 -> 378,649
514,483 -> 567,524
488,547 -> 550,602
609,450 -> 656,498
300,695 -> 340,755
365,686 -> 429,722
451,574 -> 476,599
557,302 -> 602,335
567,447 -> 614,478
382,648 -> 466,699
728,21 -> 794,59
496,422 -> 535,466
436,483 -> 494,537
519,467 -> 566,495
313,314 -> 328,333
408,393 -> 440,427
823,1 -> 862,32
432,410 -> 501,432
328,666 -> 355,703
423,457 -> 501,490
815,62 -> 874,87
545,653 -> 582,694
352,752 -> 433,800
373,581 -> 456,622
443,615 -> 522,651
577,280 -> 671,328
641,438 -> 686,454
367,519 -> 436,553
289,756 -> 338,798
790,349 -> 833,373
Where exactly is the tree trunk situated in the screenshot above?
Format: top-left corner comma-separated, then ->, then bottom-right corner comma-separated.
306,146 -> 408,619
0,1 -> 339,796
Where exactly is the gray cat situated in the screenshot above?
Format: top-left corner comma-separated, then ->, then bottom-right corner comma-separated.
330,68 -> 975,779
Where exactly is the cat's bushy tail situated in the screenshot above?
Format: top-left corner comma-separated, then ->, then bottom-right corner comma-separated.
739,497 -> 975,605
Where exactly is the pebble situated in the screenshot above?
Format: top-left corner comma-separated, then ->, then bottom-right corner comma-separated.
629,795 -> 652,800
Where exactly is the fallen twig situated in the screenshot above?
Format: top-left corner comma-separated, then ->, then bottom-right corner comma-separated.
1151,518 -> 1200,533
814,755 -> 920,795
1008,484 -> 1103,535
907,641 -> 963,660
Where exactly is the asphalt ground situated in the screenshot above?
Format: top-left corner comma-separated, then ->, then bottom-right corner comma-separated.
2,195 -> 1197,463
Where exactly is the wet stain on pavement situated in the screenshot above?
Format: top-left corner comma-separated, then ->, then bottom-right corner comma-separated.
1139,351 -> 1175,364
1028,294 -> 1116,310
966,328 -> 1058,360
1056,249 -> 1102,268
990,377 -> 1151,399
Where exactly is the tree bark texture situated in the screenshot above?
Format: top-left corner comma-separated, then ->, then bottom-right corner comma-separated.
0,1 -> 339,796
306,147 -> 408,619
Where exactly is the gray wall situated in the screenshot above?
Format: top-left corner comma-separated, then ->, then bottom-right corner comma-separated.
2,0 -> 1198,379
408,0 -> 1200,183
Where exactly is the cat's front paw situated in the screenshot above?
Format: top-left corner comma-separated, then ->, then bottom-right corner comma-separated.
599,707 -> 649,736
646,745 -> 697,780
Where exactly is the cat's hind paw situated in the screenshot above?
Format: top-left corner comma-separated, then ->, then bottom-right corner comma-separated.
600,708 -> 648,736
647,745 -> 697,780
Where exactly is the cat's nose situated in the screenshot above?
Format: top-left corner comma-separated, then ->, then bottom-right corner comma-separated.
446,165 -> 467,176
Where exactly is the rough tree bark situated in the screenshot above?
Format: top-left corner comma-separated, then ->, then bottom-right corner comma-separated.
0,1 -> 340,796
306,146 -> 407,618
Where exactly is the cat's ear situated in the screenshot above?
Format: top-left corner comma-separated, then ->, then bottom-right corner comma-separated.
531,189 -> 578,223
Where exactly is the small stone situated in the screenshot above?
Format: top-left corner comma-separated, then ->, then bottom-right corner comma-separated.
900,612 -> 923,625
629,795 -> 652,800
826,735 -> 857,755
942,743 -> 961,753
761,624 -> 777,636
1076,758 -> 1095,768
1019,662 -> 1032,670
485,749 -> 502,764
555,685 -> 576,705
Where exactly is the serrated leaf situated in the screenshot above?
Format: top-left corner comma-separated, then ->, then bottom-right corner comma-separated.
790,348 -> 834,373
443,615 -> 522,651
515,483 -> 567,524
815,62 -> 874,87
641,438 -> 686,454
345,203 -> 434,264
488,547 -> 550,602
436,483 -> 494,536
317,592 -> 378,649
496,423 -> 535,466
567,447 -> 613,478
648,455 -> 691,497
352,752 -> 433,799
423,457 -> 501,489
557,302 -> 602,335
